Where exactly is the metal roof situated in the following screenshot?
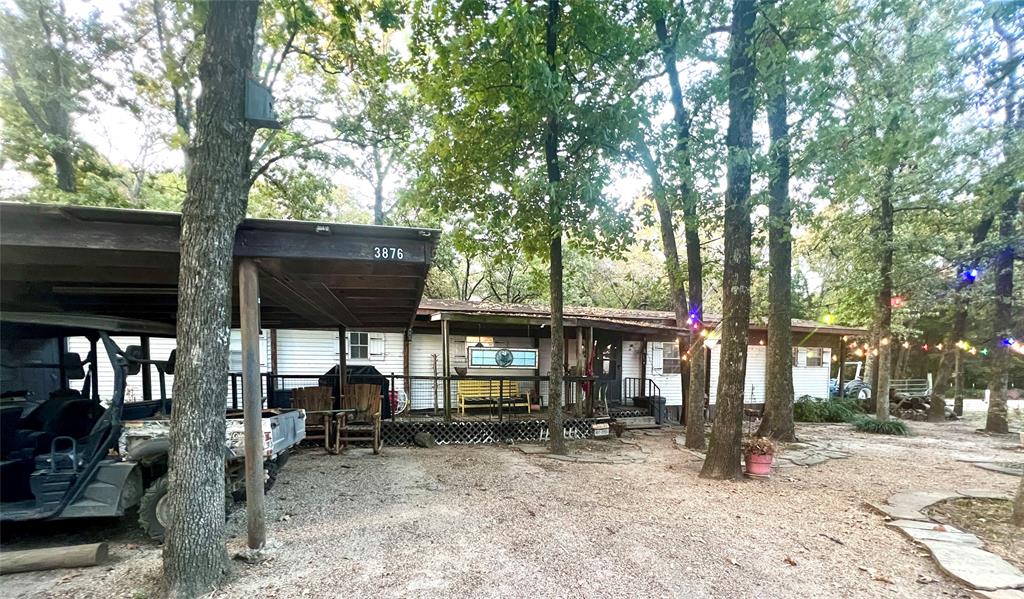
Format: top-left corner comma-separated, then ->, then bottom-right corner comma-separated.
417,298 -> 868,337
0,202 -> 440,331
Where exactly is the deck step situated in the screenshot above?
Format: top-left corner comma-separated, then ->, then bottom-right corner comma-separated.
617,416 -> 659,429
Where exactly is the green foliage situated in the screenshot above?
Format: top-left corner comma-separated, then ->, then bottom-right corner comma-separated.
409,0 -> 641,260
793,397 -> 861,423
852,416 -> 910,435
0,0 -> 128,196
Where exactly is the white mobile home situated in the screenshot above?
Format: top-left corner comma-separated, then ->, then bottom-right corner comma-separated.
73,298 -> 863,419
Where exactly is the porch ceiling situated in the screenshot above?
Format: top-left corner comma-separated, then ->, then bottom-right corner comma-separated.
0,203 -> 439,331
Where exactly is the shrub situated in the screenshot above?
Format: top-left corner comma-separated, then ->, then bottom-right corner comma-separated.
793,396 -> 861,423
852,416 -> 909,435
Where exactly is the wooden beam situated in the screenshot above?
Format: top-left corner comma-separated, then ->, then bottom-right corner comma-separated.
337,326 -> 347,410
442,319 -> 451,422
238,259 -> 266,550
257,272 -> 350,328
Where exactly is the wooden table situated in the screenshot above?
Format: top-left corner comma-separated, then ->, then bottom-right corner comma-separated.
304,409 -> 355,454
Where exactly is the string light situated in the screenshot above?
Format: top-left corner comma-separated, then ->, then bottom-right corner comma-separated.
980,348 -> 990,356
969,347 -> 978,355
700,329 -> 709,338
872,348 -> 879,356
854,348 -> 864,357
922,343 -> 929,352
891,296 -> 905,309
936,343 -> 944,351
880,337 -> 890,346
963,267 -> 979,283
822,313 -> 835,325
902,341 -> 910,349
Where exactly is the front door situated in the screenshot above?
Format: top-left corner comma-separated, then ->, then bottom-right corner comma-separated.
593,332 -> 622,404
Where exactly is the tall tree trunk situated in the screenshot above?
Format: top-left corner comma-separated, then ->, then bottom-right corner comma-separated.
875,115 -> 899,421
700,0 -> 757,480
985,14 -> 1020,434
544,0 -> 566,455
757,79 -> 795,441
636,140 -> 688,430
985,192 -> 1018,434
373,147 -> 385,225
931,210 -> 995,422
50,147 -> 77,192
162,2 -> 259,597
653,12 -> 706,450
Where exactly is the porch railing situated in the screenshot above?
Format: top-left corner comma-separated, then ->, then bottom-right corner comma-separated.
220,372 -> 621,421
622,377 -> 662,403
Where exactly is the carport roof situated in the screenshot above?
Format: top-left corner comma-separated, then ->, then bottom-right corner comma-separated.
0,202 -> 439,331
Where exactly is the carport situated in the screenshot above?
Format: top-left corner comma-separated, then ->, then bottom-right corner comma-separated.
0,202 -> 439,548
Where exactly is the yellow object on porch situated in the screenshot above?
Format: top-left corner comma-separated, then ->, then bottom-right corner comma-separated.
456,379 -> 529,415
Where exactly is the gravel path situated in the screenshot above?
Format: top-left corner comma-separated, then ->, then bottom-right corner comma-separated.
4,419 -> 1020,598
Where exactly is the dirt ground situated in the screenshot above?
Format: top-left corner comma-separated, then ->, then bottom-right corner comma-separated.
3,416 -> 1022,599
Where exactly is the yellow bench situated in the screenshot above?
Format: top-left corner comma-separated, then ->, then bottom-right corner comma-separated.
457,379 -> 530,415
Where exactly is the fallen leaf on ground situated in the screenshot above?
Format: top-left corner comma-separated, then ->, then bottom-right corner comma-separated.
784,556 -> 797,566
728,558 -> 739,567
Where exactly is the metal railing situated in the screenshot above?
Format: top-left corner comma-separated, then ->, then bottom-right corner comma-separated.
222,372 -> 621,421
622,377 -> 662,402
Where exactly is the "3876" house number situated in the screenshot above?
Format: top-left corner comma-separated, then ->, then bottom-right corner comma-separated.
373,246 -> 405,260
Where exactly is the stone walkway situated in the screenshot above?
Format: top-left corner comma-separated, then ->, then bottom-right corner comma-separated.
869,489 -> 1024,593
774,440 -> 850,467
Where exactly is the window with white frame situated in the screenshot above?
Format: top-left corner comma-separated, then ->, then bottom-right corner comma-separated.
792,347 -> 829,368
662,342 -> 682,374
349,332 -> 368,360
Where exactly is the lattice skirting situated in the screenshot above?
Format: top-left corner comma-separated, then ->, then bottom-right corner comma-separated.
381,418 -> 595,446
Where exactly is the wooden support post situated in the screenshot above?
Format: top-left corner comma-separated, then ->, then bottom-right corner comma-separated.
238,259 -> 266,550
640,336 -> 648,399
140,336 -> 152,402
533,336 -> 541,408
952,349 -> 963,414
403,328 -> 412,402
575,327 -> 584,416
585,327 -> 594,417
441,319 -> 451,422
836,339 -> 846,398
269,329 -> 278,374
337,326 -> 347,409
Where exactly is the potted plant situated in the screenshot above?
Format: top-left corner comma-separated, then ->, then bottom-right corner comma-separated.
742,437 -> 777,475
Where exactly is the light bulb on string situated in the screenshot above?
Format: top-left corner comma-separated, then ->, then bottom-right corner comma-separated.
891,296 -> 905,309
901,341 -> 910,349
963,267 -> 979,283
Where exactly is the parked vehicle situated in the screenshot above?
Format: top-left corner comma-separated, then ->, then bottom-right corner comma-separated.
0,313 -> 305,540
830,361 -> 871,400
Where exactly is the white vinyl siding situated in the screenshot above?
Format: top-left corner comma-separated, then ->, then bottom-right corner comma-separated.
793,347 -> 831,399
707,343 -> 766,405
642,341 -> 683,406
68,333 -> 268,406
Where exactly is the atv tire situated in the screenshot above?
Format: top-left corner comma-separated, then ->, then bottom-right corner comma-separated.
138,476 -> 171,541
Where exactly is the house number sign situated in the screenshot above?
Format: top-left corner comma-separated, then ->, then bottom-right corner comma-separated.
373,246 -> 405,260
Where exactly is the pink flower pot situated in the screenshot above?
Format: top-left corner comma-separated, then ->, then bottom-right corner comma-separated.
745,453 -> 773,475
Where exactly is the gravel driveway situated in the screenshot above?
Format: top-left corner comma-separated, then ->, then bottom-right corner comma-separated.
4,419 -> 1020,598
